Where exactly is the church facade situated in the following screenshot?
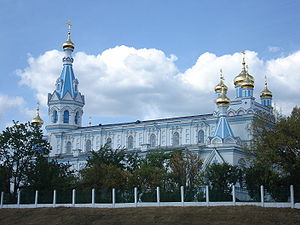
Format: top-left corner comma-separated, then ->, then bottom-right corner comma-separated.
42,26 -> 274,171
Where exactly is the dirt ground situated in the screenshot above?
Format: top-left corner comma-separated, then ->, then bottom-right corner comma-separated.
0,206 -> 299,225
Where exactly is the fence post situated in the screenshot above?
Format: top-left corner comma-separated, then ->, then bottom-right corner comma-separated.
92,188 -> 95,208
35,190 -> 38,207
53,190 -> 56,207
17,189 -> 20,207
260,185 -> 264,207
134,187 -> 137,207
232,185 -> 236,206
290,185 -> 294,209
157,187 -> 160,206
206,186 -> 209,206
72,189 -> 76,206
0,192 -> 3,208
180,186 -> 184,207
112,188 -> 115,208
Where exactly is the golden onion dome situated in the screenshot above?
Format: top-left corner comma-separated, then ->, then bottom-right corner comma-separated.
234,51 -> 254,86
260,77 -> 272,98
215,69 -> 228,92
215,82 -> 228,93
240,72 -> 254,89
62,38 -> 75,50
234,65 -> 255,86
216,86 -> 230,106
234,69 -> 246,86
62,21 -> 75,50
31,104 -> 44,126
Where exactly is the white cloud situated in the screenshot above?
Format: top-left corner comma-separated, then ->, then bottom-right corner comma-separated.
265,51 -> 300,114
0,95 -> 25,117
17,50 -> 63,106
17,47 -> 300,122
0,95 -> 32,127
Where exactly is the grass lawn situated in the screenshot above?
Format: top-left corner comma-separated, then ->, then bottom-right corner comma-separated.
0,206 -> 299,225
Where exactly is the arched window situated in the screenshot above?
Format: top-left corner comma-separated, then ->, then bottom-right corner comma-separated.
128,135 -> 134,149
198,130 -> 204,143
172,132 -> 179,146
85,139 -> 91,152
66,141 -> 72,154
63,110 -> 69,123
75,112 -> 79,125
53,110 -> 58,123
106,137 -> 112,148
150,134 -> 156,147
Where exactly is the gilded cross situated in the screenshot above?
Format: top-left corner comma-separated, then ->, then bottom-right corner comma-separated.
220,69 -> 224,80
67,20 -> 72,33
242,50 -> 246,67
265,75 -> 268,86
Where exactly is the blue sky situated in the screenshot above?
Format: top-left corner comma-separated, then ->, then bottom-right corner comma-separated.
0,0 -> 300,129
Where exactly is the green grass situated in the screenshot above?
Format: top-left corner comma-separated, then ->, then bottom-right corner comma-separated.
0,206 -> 299,225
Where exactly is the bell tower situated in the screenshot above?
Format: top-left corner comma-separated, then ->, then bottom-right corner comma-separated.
46,22 -> 85,155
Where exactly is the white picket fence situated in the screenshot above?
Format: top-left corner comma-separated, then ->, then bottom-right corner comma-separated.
1,185 -> 299,209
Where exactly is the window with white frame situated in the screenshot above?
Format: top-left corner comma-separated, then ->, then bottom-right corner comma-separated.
172,132 -> 179,146
128,135 -> 134,149
150,134 -> 156,147
85,139 -> 91,152
66,141 -> 72,154
198,130 -> 205,143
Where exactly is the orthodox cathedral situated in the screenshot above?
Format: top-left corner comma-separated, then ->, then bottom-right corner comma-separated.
32,24 -> 274,171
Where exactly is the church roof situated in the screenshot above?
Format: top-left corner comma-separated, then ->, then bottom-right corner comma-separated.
78,113 -> 214,129
214,116 -> 234,139
59,65 -> 77,99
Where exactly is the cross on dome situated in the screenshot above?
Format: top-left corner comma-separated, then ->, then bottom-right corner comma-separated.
220,69 -> 224,81
67,20 -> 72,35
242,50 -> 246,63
62,20 -> 75,50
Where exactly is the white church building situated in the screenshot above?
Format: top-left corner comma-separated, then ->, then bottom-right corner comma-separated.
32,25 -> 274,171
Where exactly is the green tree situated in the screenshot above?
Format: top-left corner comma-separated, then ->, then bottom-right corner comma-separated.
129,151 -> 169,191
244,106 -> 300,200
25,156 -> 76,191
169,150 -> 203,200
130,165 -> 167,190
169,150 -> 203,187
81,163 -> 130,190
80,145 -> 132,190
242,163 -> 285,201
0,121 -> 50,193
143,150 -> 170,168
86,145 -> 127,169
0,165 -> 11,192
204,162 -> 241,201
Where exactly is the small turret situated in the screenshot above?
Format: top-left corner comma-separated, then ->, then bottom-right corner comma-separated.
31,102 -> 44,127
215,69 -> 230,106
240,65 -> 254,98
260,76 -> 273,107
216,87 -> 230,106
211,74 -> 237,143
215,69 -> 228,97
